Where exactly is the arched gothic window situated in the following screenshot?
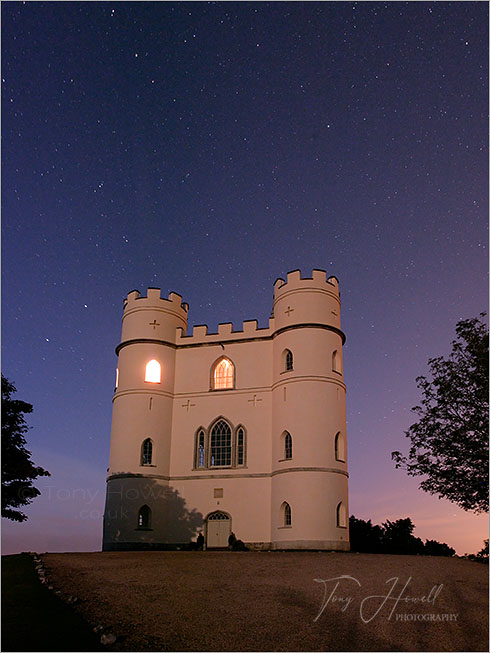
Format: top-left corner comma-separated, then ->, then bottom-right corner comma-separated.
284,432 -> 293,459
210,419 -> 232,466
137,505 -> 151,529
236,427 -> 245,466
211,357 -> 234,390
282,502 -> 292,526
332,350 -> 341,374
145,359 -> 161,383
141,438 -> 153,465
195,429 -> 205,468
334,432 -> 345,462
336,501 -> 346,528
193,420 -> 246,469
284,349 -> 293,371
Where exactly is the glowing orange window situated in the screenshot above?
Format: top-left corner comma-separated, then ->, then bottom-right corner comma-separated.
145,360 -> 161,383
213,358 -> 234,390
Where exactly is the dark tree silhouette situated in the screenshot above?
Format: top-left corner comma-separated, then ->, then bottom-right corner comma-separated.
382,518 -> 425,555
476,539 -> 489,561
392,314 -> 489,513
467,539 -> 489,563
1,375 -> 50,521
349,516 -> 455,556
349,516 -> 384,553
424,539 -> 456,557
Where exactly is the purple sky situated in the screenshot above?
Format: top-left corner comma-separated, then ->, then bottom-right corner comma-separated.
2,2 -> 488,556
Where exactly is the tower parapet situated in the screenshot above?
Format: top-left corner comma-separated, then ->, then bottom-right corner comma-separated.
272,269 -> 342,336
121,287 -> 188,344
176,318 -> 274,346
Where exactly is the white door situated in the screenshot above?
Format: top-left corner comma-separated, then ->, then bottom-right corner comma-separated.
207,512 -> 231,548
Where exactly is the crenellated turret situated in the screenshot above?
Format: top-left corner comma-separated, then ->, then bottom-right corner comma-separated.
270,269 -> 348,549
121,287 -> 188,344
272,269 -> 342,334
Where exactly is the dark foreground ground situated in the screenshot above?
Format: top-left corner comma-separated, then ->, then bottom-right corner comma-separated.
2,554 -> 103,652
15,551 -> 490,651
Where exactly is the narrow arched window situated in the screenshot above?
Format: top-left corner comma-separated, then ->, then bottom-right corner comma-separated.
284,349 -> 293,371
282,502 -> 292,526
195,429 -> 205,468
336,501 -> 346,528
141,438 -> 153,465
236,427 -> 245,466
210,419 -> 232,466
145,359 -> 161,383
334,432 -> 345,462
284,432 -> 293,459
332,350 -> 341,373
137,505 -> 151,529
212,357 -> 234,390
115,368 -> 119,389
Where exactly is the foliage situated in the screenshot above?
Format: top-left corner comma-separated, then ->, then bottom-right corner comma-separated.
348,516 -> 384,553
476,539 -> 489,561
382,518 -> 425,555
1,375 -> 50,522
392,314 -> 489,513
478,539 -> 489,559
424,539 -> 456,557
349,515 -> 455,556
467,539 -> 489,564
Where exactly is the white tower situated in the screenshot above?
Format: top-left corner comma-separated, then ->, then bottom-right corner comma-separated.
103,289 -> 189,550
270,271 -> 348,549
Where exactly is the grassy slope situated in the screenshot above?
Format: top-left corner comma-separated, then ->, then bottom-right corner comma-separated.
1,554 -> 102,652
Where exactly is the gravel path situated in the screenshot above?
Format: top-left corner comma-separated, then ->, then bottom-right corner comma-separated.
42,551 -> 488,652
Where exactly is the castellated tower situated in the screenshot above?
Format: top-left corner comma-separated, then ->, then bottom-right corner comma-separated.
103,270 -> 349,551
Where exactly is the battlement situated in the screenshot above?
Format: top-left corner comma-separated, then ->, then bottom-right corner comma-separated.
177,317 -> 274,345
123,288 -> 189,314
119,270 -> 341,346
273,269 -> 339,298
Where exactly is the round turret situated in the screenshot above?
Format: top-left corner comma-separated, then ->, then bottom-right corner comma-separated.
272,269 -> 342,334
121,288 -> 188,344
270,269 -> 348,549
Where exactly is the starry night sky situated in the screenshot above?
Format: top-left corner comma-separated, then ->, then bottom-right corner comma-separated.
2,2 -> 488,554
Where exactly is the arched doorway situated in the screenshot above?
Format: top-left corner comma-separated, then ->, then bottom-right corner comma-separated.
206,511 -> 231,548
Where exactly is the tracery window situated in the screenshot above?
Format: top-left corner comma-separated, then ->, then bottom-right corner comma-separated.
282,502 -> 292,527
145,359 -> 161,383
210,419 -> 232,467
212,357 -> 234,390
141,438 -> 153,465
285,349 -> 293,371
284,432 -> 293,459
193,420 -> 246,469
208,511 -> 230,521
